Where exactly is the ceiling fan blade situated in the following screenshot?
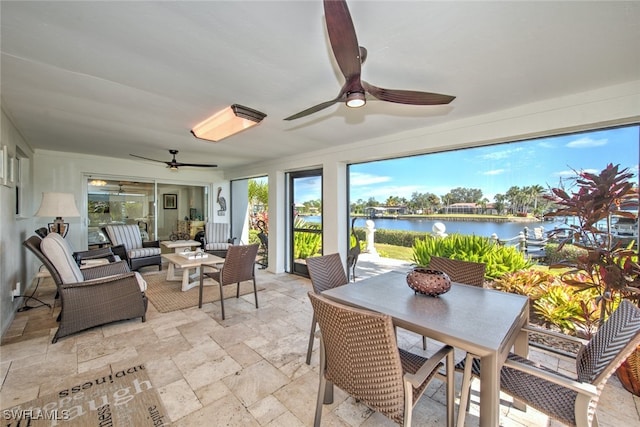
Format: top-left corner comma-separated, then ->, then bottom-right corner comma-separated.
129,154 -> 166,164
363,81 -> 456,105
324,0 -> 362,81
174,162 -> 218,168
284,97 -> 343,121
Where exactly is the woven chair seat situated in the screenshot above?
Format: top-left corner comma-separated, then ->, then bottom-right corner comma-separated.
501,354 -> 578,426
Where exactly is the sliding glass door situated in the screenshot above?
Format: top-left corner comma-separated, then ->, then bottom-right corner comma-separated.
86,177 -> 209,248
87,178 -> 155,247
288,169 -> 322,277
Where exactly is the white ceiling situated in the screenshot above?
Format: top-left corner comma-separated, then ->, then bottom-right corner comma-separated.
2,1 -> 640,170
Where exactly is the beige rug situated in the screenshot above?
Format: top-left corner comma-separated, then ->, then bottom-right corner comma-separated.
1,364 -> 169,426
143,271 -> 262,313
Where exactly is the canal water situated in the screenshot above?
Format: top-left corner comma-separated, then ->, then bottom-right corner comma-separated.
305,216 -> 568,241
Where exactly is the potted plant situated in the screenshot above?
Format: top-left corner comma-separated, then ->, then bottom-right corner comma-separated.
544,163 -> 640,393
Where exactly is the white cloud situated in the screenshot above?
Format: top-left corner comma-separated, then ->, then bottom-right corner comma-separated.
566,137 -> 607,148
483,169 -> 505,176
349,172 -> 392,186
480,147 -> 523,160
554,168 -> 599,178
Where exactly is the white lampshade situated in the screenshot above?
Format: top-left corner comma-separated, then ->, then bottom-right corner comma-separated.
35,192 -> 81,218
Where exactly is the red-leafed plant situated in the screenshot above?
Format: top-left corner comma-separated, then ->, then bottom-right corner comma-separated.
544,164 -> 640,331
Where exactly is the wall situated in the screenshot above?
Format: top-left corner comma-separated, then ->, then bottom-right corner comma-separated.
1,109 -> 35,337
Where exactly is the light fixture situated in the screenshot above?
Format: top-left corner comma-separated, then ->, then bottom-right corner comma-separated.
89,179 -> 107,186
346,91 -> 366,108
35,192 -> 81,238
191,104 -> 267,142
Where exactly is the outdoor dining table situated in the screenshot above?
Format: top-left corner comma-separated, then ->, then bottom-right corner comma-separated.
321,270 -> 529,427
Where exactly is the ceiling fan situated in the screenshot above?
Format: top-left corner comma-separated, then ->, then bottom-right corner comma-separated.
284,0 -> 455,121
130,149 -> 217,170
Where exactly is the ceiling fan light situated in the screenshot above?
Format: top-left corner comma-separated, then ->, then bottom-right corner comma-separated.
346,92 -> 366,108
191,104 -> 267,143
169,164 -> 179,171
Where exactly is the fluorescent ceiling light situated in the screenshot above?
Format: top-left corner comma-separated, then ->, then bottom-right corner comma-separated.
191,104 -> 266,143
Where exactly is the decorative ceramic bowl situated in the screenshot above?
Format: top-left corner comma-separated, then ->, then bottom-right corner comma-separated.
406,268 -> 451,296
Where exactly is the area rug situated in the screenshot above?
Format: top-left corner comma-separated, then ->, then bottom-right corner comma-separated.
0,364 -> 170,426
143,271 -> 263,313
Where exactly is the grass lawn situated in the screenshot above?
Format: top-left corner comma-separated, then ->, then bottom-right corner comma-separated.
374,243 -> 414,263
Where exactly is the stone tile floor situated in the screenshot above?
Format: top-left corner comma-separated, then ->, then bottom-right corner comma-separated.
1,254 -> 639,426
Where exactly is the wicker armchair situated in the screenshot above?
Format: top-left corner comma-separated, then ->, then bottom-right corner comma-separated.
103,224 -> 162,271
308,292 -> 454,427
305,253 -> 349,365
24,234 -> 148,343
203,222 -> 238,258
457,300 -> 640,427
198,244 -> 259,319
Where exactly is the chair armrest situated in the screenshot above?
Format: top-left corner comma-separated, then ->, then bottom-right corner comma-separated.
503,358 -> 598,397
522,325 -> 589,346
142,240 -> 160,248
109,244 -> 128,260
81,260 -> 130,280
73,247 -> 116,265
404,345 -> 453,387
66,272 -> 138,288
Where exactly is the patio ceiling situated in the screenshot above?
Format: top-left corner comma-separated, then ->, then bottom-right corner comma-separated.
1,1 -> 639,170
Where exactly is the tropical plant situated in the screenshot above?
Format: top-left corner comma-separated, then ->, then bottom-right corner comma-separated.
544,163 -> 640,331
411,233 -> 533,279
293,216 -> 321,259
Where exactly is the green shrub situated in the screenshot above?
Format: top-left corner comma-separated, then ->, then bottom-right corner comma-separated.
492,269 -> 554,300
544,243 -> 586,265
489,268 -> 604,336
293,217 -> 321,259
411,233 -> 532,279
534,284 -> 601,335
371,228 -> 427,247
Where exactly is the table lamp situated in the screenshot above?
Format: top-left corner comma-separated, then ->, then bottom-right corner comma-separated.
35,192 -> 81,238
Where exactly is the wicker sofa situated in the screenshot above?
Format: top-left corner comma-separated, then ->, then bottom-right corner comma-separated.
24,233 -> 148,343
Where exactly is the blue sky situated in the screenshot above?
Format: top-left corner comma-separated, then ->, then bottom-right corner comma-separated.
348,125 -> 639,203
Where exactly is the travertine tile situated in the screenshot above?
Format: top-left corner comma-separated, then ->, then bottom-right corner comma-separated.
158,378 -> 202,422
248,394 -> 288,425
222,359 -> 289,407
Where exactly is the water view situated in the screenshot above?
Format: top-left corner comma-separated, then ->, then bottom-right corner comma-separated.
306,216 -> 567,241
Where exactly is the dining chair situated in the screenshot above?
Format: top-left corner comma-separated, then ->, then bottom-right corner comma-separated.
457,299 -> 640,427
199,243 -> 260,319
305,253 -> 349,365
308,292 -> 454,427
421,256 -> 486,349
